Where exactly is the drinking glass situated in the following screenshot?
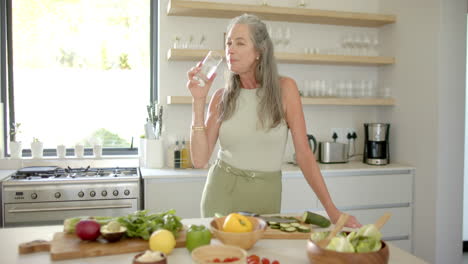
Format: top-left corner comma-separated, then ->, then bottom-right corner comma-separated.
193,51 -> 223,87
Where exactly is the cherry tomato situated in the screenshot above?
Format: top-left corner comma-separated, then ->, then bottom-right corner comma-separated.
261,257 -> 270,264
230,257 -> 240,262
213,258 -> 221,263
272,260 -> 280,264
247,255 -> 260,262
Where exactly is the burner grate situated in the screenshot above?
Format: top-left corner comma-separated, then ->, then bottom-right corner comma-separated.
9,166 -> 138,180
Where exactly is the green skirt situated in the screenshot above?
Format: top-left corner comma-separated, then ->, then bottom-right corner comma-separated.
200,159 -> 282,217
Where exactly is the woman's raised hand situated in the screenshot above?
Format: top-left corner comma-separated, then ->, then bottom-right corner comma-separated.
187,62 -> 217,100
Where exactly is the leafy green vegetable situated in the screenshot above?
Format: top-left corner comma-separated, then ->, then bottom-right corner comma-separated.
326,237 -> 355,253
310,231 -> 329,242
117,209 -> 183,240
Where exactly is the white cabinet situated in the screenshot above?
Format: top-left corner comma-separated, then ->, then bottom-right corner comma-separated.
144,176 -> 206,219
281,174 -> 318,213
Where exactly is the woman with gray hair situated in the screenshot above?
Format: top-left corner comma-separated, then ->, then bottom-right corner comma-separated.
187,14 -> 360,228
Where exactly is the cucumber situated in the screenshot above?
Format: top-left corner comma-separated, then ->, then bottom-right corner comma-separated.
270,224 -> 281,229
302,211 -> 331,228
279,223 -> 291,228
297,225 -> 311,233
267,221 -> 278,226
290,222 -> 301,227
281,226 -> 297,232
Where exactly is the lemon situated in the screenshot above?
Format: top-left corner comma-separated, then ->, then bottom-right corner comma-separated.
149,229 -> 176,255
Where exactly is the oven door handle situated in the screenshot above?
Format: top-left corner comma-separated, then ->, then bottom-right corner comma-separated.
8,204 -> 133,213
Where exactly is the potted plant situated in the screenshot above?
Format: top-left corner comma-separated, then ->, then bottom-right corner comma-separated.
30,137 -> 44,159
9,122 -> 22,159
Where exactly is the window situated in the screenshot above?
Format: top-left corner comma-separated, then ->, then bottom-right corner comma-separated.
1,0 -> 157,155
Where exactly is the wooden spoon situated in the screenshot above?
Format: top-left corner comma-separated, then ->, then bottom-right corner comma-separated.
317,213 -> 349,248
374,212 -> 392,230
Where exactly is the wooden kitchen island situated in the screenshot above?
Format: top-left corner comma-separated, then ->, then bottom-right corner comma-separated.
2,218 -> 427,264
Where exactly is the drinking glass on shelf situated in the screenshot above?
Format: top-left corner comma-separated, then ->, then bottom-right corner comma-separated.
337,81 -> 346,97
362,34 -> 371,56
274,28 -> 283,51
283,27 -> 291,52
371,35 -> 380,56
193,50 -> 224,87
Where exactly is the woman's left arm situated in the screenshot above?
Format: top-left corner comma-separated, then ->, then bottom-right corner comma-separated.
281,77 -> 361,228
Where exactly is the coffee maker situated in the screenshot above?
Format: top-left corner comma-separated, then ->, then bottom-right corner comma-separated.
363,123 -> 390,165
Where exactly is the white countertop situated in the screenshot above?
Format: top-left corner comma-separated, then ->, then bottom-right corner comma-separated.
141,161 -> 415,179
1,218 -> 427,264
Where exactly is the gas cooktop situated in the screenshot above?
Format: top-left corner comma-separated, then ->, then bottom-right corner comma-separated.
6,166 -> 139,182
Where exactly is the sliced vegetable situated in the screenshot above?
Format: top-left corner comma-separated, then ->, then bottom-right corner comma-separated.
297,225 -> 311,233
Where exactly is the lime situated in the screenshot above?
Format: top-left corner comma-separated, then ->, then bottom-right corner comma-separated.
149,229 -> 176,255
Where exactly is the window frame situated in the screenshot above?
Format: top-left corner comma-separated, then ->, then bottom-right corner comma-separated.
0,0 -> 158,157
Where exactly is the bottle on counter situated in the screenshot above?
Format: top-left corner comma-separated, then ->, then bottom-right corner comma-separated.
181,139 -> 189,169
166,140 -> 175,168
174,140 -> 181,168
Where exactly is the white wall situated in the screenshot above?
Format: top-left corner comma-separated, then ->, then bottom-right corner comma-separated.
159,0 -> 382,163
379,0 -> 466,263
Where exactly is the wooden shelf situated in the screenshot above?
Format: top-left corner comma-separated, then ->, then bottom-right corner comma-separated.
167,96 -> 395,106
167,0 -> 396,27
167,49 -> 395,66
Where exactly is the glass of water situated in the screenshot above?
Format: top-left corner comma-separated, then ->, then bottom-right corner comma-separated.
193,50 -> 223,87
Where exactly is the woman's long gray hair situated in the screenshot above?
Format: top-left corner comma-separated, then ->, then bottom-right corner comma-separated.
218,14 -> 284,129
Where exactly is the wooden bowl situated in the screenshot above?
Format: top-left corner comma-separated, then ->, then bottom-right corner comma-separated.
210,216 -> 267,250
133,251 -> 167,264
306,239 -> 389,264
191,245 -> 247,264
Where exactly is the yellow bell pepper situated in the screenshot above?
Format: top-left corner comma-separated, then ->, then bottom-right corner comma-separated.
222,213 -> 253,233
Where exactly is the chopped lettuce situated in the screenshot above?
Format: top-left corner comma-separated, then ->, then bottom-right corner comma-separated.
326,237 -> 355,253
310,231 -> 329,242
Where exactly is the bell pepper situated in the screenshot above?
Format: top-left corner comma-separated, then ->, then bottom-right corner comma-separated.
185,224 -> 212,252
222,213 -> 253,233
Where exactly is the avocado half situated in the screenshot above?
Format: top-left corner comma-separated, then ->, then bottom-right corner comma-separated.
100,221 -> 127,242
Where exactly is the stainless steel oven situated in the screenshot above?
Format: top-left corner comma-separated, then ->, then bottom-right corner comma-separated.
2,166 -> 142,227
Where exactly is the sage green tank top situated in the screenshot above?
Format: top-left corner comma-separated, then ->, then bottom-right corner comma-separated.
218,88 -> 288,171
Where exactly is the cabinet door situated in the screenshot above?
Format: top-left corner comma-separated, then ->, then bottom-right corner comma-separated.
281,176 -> 318,214
144,177 -> 206,218
321,174 -> 412,208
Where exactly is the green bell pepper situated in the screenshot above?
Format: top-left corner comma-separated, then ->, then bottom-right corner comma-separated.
185,224 -> 212,252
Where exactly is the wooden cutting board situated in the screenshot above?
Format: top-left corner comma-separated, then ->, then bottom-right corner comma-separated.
19,231 -> 186,261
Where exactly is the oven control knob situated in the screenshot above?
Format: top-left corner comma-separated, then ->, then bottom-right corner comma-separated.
78,191 -> 84,198
90,191 -> 96,197
31,193 -> 38,199
101,190 -> 107,197
124,190 -> 130,196
54,192 -> 61,199
113,190 -> 119,196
